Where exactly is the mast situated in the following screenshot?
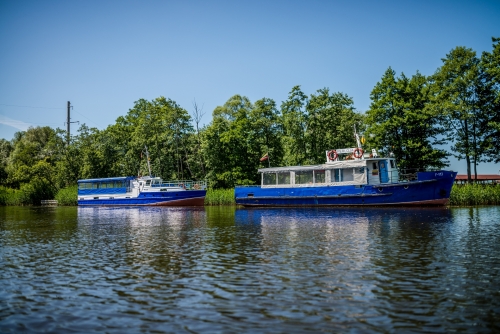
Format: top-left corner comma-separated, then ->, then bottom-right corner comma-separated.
354,124 -> 362,149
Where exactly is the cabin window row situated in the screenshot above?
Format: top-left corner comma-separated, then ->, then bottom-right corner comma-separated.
262,168 -> 365,185
78,181 -> 128,190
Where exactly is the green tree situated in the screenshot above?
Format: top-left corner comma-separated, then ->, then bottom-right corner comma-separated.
432,46 -> 494,181
281,86 -> 308,165
0,139 -> 12,184
366,68 -> 448,170
306,88 -> 361,164
202,95 -> 260,188
3,126 -> 61,203
481,37 -> 500,163
250,97 -> 283,168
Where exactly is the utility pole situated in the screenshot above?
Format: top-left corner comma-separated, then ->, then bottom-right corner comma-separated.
65,101 -> 78,144
67,101 -> 71,143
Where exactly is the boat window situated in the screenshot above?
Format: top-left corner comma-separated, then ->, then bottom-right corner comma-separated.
296,170 -> 313,184
330,169 -> 341,182
92,183 -> 99,189
314,170 -> 325,184
342,168 -> 354,182
390,160 -> 396,168
277,172 -> 290,185
354,167 -> 365,183
354,167 -> 365,174
263,173 -> 276,185
146,180 -> 151,186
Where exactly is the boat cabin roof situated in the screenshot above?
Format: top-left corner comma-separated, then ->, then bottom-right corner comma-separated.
77,176 -> 135,183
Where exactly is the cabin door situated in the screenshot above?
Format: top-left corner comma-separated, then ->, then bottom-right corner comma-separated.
379,160 -> 389,183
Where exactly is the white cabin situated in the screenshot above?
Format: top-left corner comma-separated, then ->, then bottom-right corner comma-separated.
259,148 -> 399,188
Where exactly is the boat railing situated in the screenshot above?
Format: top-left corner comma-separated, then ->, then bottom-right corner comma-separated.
153,180 -> 207,190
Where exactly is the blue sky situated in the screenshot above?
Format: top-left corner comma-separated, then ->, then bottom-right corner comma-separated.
1,0 -> 499,173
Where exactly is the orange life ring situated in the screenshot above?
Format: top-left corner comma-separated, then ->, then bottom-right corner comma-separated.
353,148 -> 364,159
327,150 -> 338,161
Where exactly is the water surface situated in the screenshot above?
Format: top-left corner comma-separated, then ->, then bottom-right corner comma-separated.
1,206 -> 499,333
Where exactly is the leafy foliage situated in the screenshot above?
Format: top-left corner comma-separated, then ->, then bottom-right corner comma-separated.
366,68 -> 448,170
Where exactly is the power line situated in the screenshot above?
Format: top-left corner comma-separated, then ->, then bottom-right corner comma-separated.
72,109 -> 102,127
0,103 -> 65,109
0,103 -> 103,128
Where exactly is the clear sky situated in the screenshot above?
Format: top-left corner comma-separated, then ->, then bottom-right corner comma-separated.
1,0 -> 499,174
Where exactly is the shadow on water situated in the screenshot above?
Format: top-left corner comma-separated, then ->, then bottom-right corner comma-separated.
0,205 -> 499,333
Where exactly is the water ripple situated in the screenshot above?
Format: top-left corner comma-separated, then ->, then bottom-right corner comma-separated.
1,206 -> 499,333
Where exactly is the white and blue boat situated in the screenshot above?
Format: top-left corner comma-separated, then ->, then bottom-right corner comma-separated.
235,133 -> 457,207
78,147 -> 207,206
78,176 -> 207,206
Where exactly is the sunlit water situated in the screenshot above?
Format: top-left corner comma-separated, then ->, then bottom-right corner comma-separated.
1,206 -> 499,333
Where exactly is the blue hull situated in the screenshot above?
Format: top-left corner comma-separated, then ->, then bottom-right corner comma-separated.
78,190 -> 206,206
235,171 -> 457,207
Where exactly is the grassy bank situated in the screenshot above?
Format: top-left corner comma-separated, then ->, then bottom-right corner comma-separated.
205,188 -> 235,205
450,184 -> 500,206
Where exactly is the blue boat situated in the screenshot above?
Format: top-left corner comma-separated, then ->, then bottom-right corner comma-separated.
235,134 -> 457,207
78,146 -> 206,206
78,176 -> 207,206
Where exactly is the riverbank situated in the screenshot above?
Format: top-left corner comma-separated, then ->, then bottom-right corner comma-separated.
1,184 -> 499,206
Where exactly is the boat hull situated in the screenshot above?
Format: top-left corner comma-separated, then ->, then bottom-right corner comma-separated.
235,171 -> 456,207
78,190 -> 206,206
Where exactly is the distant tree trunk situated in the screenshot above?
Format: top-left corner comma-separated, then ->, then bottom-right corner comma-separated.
465,118 -> 472,183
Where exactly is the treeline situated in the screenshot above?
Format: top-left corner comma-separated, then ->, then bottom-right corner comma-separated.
0,38 -> 499,204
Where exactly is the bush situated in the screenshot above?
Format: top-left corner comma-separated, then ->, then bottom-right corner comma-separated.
18,177 -> 57,205
0,186 -> 23,205
55,185 -> 78,206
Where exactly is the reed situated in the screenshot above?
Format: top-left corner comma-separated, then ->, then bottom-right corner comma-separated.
55,185 -> 78,206
205,188 -> 235,206
450,184 -> 500,206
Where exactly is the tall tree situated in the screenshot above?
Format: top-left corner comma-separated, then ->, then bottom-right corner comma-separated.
432,47 -> 493,181
202,95 -> 257,188
281,86 -> 308,165
366,68 -> 448,170
250,97 -> 283,168
481,37 -> 500,163
306,88 -> 361,164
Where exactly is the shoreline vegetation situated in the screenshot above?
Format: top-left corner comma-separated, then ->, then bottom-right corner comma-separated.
1,184 -> 500,207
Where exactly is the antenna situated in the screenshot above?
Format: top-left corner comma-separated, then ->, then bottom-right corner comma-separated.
143,145 -> 152,177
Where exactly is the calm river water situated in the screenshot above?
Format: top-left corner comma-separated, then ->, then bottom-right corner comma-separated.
1,206 -> 499,333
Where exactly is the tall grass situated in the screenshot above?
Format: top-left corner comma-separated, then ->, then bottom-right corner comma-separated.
450,184 -> 500,206
205,188 -> 235,205
55,185 -> 78,206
